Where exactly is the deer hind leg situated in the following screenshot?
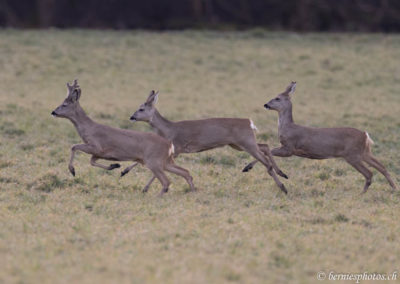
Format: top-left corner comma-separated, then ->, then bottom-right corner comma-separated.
120,163 -> 156,193
228,144 -> 261,174
165,162 -> 196,192
363,154 -> 396,190
142,175 -> 156,193
148,167 -> 170,196
120,162 -> 139,177
345,158 -> 373,193
258,144 -> 288,179
90,156 -> 120,170
243,144 -> 288,194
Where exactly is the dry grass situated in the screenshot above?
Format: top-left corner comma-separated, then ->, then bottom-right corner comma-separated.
0,30 -> 399,284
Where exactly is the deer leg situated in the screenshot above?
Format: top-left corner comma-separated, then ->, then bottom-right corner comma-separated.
271,146 -> 294,157
149,168 -> 170,196
142,175 -> 156,193
243,145 -> 288,194
345,158 -> 373,193
258,144 -> 288,179
68,144 -> 96,176
242,145 -> 292,174
165,163 -> 196,192
242,160 -> 258,172
363,155 -> 396,190
229,144 -> 259,173
120,162 -> 139,177
119,162 -> 156,192
90,156 -> 120,170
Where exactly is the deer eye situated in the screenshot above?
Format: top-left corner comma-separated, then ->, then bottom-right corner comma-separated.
275,98 -> 280,101
139,109 -> 144,112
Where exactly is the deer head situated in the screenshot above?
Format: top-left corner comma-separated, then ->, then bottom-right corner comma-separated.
130,90 -> 159,122
51,79 -> 82,118
264,81 -> 296,112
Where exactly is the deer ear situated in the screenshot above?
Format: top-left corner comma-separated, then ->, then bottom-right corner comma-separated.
69,88 -> 81,102
145,90 -> 155,103
287,81 -> 296,95
153,90 -> 159,105
145,90 -> 159,106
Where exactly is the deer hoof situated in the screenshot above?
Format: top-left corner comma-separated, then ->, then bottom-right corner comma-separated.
142,186 -> 150,193
69,166 -> 75,177
120,169 -> 128,177
108,163 -> 121,170
158,188 -> 169,197
279,171 -> 289,179
280,184 -> 288,195
242,164 -> 253,172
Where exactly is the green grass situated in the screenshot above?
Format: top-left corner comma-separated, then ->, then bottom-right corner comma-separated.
0,30 -> 399,283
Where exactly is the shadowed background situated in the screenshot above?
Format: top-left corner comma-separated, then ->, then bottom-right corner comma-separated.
1,0 -> 400,31
0,1 -> 400,284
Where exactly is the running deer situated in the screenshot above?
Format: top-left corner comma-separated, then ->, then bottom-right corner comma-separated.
126,91 -> 289,194
51,80 -> 196,195
243,82 -> 396,193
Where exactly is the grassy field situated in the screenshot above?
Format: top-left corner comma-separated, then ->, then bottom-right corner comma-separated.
0,30 -> 399,283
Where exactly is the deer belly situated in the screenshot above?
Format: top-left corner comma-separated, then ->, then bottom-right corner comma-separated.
293,149 -> 326,159
181,140 -> 225,153
293,145 -> 339,159
99,148 -> 132,162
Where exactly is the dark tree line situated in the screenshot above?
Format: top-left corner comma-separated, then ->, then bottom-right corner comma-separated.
0,0 -> 399,31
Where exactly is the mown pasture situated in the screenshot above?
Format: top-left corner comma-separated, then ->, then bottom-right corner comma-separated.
0,30 -> 399,283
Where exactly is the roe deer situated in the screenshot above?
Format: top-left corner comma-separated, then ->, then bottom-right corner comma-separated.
126,90 -> 289,194
243,82 -> 396,193
51,80 -> 196,195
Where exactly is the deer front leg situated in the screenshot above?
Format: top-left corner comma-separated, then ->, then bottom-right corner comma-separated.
271,146 -> 293,157
90,156 -> 120,171
120,162 -> 139,177
242,145 -> 293,173
242,160 -> 258,172
69,144 -> 96,176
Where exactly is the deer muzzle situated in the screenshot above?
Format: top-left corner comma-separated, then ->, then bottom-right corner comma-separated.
130,115 -> 137,121
264,104 -> 271,109
51,111 -> 57,116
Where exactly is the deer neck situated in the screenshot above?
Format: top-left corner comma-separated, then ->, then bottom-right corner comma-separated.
68,104 -> 95,141
278,105 -> 294,133
149,109 -> 174,139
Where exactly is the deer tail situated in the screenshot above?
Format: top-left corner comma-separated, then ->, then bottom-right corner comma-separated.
249,119 -> 259,133
168,143 -> 175,157
365,132 -> 374,152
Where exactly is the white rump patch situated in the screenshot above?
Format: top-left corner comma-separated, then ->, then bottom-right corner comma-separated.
366,132 -> 374,145
168,143 -> 175,156
250,119 -> 259,132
